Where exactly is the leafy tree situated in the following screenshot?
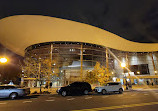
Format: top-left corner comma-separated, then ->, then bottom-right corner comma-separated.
21,55 -> 60,87
85,71 -> 97,84
85,62 -> 111,85
22,57 -> 39,79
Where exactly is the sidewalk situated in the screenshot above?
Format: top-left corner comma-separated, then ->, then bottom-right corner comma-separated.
29,85 -> 158,94
30,87 -> 58,94
123,85 -> 158,91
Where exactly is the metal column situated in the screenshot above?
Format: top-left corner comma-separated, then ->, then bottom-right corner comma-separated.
80,43 -> 83,81
49,43 -> 53,87
106,47 -> 109,71
126,53 -> 130,76
151,53 -> 157,75
106,47 -> 110,80
38,62 -> 42,93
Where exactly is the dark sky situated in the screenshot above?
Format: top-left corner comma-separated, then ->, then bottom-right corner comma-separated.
0,0 -> 158,43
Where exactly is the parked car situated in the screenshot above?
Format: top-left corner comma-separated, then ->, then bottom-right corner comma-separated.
94,82 -> 124,94
57,82 -> 92,96
0,85 -> 30,99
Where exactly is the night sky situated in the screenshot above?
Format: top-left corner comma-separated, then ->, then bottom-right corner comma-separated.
0,0 -> 158,83
0,0 -> 158,43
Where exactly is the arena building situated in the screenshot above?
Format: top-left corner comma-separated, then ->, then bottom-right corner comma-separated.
0,15 -> 158,87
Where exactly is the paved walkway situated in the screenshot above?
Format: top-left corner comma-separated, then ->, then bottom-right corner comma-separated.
123,85 -> 158,92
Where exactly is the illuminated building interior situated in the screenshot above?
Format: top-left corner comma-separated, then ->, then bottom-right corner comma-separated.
23,41 -> 158,87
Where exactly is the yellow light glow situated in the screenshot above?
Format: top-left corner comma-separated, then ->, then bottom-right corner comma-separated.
121,63 -> 126,67
137,71 -> 140,74
155,71 -> 157,73
0,57 -> 8,63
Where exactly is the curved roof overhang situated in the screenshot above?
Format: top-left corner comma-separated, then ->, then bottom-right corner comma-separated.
0,15 -> 158,56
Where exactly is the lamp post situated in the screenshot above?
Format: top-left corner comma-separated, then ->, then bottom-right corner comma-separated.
0,57 -> 8,84
121,63 -> 126,68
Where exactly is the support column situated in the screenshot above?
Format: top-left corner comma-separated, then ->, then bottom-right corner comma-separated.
126,53 -> 130,76
38,62 -> 42,93
80,43 -> 83,81
106,47 -> 110,80
49,43 -> 53,86
106,47 -> 109,71
151,53 -> 157,75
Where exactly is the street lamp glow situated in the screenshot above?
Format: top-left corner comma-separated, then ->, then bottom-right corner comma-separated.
0,57 -> 8,63
121,63 -> 126,67
137,71 -> 140,74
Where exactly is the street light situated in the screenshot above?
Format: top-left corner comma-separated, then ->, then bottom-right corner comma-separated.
0,57 -> 8,84
121,63 -> 126,68
137,71 -> 140,74
0,57 -> 8,63
121,63 -> 126,76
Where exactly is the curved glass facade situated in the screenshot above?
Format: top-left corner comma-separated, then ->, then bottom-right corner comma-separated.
24,42 -> 112,86
24,42 -> 158,87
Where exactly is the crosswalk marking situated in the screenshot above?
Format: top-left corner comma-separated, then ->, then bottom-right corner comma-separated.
67,98 -> 75,101
45,99 -> 55,102
85,97 -> 92,99
23,101 -> 32,103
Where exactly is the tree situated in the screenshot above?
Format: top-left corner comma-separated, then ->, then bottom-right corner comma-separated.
85,71 -> 97,84
97,66 -> 111,85
85,62 -> 111,85
22,57 -> 39,79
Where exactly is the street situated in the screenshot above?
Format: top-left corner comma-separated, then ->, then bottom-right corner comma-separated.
0,89 -> 158,111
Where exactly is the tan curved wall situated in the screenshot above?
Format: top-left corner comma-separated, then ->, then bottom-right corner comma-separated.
0,15 -> 158,56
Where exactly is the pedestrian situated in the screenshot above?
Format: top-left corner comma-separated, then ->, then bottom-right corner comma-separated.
45,82 -> 48,89
151,81 -> 154,86
129,82 -> 132,89
146,80 -> 149,85
125,81 -> 129,90
49,82 -> 52,88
